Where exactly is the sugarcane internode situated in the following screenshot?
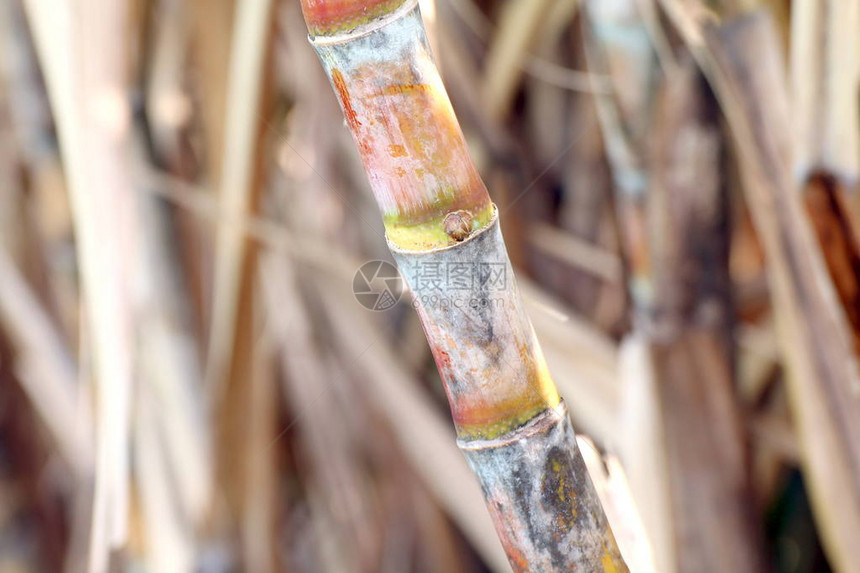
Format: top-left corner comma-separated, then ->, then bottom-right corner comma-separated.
309,0 -> 493,250
302,0 -> 629,569
392,208 -> 562,441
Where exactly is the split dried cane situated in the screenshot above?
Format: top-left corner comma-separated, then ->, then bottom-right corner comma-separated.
298,0 -> 628,570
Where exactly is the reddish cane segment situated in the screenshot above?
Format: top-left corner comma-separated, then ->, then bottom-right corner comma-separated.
300,0 -> 409,37
310,0 -> 493,251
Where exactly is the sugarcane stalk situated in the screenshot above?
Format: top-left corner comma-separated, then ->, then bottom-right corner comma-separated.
298,1 -> 627,570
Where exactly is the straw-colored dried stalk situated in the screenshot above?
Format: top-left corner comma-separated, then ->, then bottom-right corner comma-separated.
792,0 -> 860,354
585,3 -> 767,570
658,3 -> 860,570
22,0 -> 137,568
791,0 -> 860,186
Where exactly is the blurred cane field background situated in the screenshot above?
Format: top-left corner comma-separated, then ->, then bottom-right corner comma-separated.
0,0 -> 859,571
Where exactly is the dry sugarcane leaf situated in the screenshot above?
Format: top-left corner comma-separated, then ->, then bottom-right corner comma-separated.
238,331 -> 281,573
616,334 -> 675,573
801,174 -> 860,356
0,93 -> 28,267
582,0 -> 658,317
480,0 -> 555,122
143,0 -> 212,339
0,48 -> 92,476
0,246 -> 92,476
791,0 -> 860,187
657,4 -> 860,570
527,222 -> 623,283
205,0 -> 275,550
261,255 -> 385,571
206,0 -> 274,393
649,333 -> 768,572
133,385 -> 196,572
22,0 -> 142,564
736,318 -> 780,404
578,435 -> 657,573
588,3 -> 768,568
523,0 -> 577,168
520,278 -> 622,446
313,276 -> 512,573
145,0 -> 193,167
188,0 -> 234,185
645,56 -> 768,573
132,166 -> 214,530
791,0 -> 860,360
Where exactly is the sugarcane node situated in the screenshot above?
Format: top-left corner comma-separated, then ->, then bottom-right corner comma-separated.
443,209 -> 474,242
